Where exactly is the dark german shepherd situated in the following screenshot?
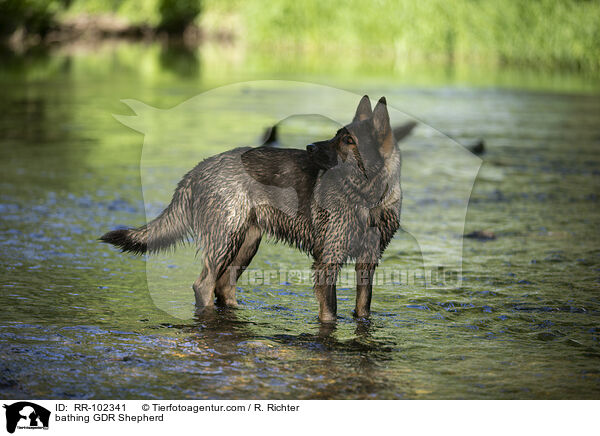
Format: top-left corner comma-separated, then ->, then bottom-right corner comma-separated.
101,96 -> 416,322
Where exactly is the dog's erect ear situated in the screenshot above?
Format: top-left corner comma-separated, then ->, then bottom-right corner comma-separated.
353,95 -> 372,122
373,97 -> 394,155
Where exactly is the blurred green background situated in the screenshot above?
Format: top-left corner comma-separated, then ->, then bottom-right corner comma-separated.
1,0 -> 599,83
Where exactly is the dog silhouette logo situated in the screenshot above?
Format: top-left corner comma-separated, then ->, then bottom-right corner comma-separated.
3,402 -> 50,433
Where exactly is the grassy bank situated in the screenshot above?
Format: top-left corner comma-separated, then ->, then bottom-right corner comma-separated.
2,0 -> 599,76
206,0 -> 599,75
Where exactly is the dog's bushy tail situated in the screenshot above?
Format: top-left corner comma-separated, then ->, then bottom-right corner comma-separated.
100,179 -> 192,255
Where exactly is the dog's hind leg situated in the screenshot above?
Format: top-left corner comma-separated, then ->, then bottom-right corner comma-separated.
193,224 -> 254,309
214,225 -> 262,307
193,257 -> 217,309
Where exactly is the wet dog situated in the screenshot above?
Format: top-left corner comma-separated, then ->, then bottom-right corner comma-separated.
101,96 -> 416,321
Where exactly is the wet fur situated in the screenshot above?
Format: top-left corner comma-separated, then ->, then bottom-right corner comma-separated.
101,96 -> 416,322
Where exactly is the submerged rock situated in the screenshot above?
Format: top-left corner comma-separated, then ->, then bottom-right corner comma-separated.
465,230 -> 496,240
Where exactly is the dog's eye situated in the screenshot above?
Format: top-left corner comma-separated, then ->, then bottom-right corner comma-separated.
344,136 -> 355,145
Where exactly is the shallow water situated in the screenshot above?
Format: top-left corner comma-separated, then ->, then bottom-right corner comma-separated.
1,43 -> 599,399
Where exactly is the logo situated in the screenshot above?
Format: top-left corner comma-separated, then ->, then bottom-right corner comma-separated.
3,402 -> 50,434
113,81 -> 482,319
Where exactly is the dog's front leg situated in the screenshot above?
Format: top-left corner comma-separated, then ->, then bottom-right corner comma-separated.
354,228 -> 381,318
313,233 -> 348,322
355,262 -> 376,318
312,214 -> 351,322
313,259 -> 341,323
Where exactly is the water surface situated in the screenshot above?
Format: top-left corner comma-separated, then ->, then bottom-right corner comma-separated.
1,42 -> 599,399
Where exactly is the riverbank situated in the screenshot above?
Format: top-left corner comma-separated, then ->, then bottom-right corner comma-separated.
3,13 -> 235,53
1,0 -> 599,77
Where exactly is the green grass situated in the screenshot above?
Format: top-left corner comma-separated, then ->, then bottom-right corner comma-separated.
3,0 -> 599,75
62,0 -> 161,25
201,0 -> 600,75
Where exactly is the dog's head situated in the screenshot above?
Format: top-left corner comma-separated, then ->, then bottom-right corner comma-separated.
306,95 -> 400,178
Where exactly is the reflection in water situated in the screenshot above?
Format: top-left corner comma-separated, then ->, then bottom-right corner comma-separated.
159,42 -> 200,78
179,308 -> 398,399
0,41 -> 599,399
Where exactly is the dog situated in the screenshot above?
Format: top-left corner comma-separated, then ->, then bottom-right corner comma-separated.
101,96 -> 416,322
